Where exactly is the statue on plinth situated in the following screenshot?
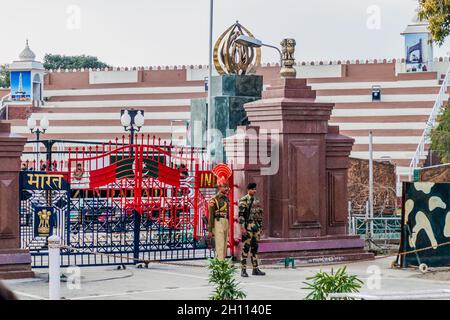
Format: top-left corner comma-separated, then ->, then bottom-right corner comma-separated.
280,38 -> 297,78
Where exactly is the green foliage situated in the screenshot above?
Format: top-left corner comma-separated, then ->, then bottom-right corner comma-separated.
430,102 -> 450,162
208,258 -> 246,300
0,64 -> 10,88
418,0 -> 450,46
43,54 -> 110,70
302,266 -> 363,300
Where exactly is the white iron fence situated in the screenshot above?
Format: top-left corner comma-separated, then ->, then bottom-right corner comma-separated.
408,65 -> 450,180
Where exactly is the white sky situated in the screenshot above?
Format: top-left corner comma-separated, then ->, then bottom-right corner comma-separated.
2,0 -> 450,66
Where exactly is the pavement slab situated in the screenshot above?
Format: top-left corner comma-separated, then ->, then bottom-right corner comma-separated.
3,257 -> 450,300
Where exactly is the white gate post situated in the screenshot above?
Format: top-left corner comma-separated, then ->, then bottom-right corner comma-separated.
48,235 -> 61,300
365,201 -> 369,239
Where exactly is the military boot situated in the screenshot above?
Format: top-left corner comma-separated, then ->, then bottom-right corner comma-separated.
252,268 -> 266,276
241,269 -> 249,277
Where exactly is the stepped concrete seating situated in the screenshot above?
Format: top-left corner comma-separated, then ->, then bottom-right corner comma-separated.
258,61 -> 450,183
313,73 -> 448,183
5,60 -> 450,184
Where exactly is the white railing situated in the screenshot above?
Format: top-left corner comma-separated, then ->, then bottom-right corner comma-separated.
408,65 -> 450,181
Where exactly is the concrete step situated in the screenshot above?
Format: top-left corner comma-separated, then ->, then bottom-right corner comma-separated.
255,235 -> 373,266
260,251 -> 374,267
0,270 -> 35,280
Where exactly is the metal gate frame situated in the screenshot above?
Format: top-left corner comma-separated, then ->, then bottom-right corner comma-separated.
20,135 -> 234,267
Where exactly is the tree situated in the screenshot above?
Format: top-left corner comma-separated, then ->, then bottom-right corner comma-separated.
418,0 -> 450,46
43,54 -> 110,70
430,102 -> 450,162
0,64 -> 10,88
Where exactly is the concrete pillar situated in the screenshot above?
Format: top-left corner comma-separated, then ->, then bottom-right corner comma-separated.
224,78 -> 371,264
242,78 -> 333,238
0,122 -> 34,279
48,235 -> 61,300
224,126 -> 270,238
325,126 -> 354,235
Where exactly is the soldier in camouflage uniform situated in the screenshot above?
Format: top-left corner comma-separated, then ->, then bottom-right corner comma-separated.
207,182 -> 230,261
239,182 -> 266,277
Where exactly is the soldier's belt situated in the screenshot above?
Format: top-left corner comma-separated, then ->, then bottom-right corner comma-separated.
214,213 -> 228,219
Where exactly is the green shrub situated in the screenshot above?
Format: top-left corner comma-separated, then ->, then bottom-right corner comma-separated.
208,258 -> 246,300
302,266 -> 363,300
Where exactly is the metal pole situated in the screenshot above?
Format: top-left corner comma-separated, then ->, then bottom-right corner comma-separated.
129,124 -> 140,265
347,201 -> 352,235
48,235 -> 61,300
369,131 -> 374,238
35,130 -> 41,170
45,140 -> 55,169
365,201 -> 369,240
130,126 -> 135,149
352,216 -> 356,235
207,0 -> 214,160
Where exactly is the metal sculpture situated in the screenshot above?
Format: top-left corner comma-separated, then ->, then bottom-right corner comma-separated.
213,21 -> 261,75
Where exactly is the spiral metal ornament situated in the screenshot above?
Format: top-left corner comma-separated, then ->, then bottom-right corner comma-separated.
213,21 -> 261,75
212,163 -> 232,186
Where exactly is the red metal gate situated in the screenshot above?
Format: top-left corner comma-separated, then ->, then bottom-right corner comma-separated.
20,134 -> 234,267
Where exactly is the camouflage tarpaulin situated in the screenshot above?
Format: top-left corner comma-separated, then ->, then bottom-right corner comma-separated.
401,182 -> 450,267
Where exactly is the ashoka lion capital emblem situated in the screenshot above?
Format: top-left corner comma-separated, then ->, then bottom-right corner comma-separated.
280,38 -> 297,78
37,209 -> 52,236
213,21 -> 261,75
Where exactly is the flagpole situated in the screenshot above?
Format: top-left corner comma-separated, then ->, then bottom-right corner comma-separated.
207,0 -> 214,160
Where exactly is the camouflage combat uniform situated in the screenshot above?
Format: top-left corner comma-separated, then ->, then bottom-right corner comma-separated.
238,194 -> 263,270
208,193 -> 230,261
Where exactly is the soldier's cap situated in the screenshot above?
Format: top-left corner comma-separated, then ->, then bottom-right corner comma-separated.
247,182 -> 257,190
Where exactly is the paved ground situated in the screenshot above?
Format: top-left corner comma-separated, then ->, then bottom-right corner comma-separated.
4,257 -> 450,300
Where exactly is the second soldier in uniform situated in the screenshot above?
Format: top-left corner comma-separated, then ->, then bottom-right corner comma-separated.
239,182 -> 266,277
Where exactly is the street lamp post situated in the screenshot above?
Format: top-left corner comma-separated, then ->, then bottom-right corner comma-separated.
120,109 -> 145,147
235,35 -> 283,67
120,108 -> 145,266
27,116 -> 49,170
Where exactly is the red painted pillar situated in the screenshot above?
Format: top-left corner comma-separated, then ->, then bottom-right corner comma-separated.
228,173 -> 235,257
